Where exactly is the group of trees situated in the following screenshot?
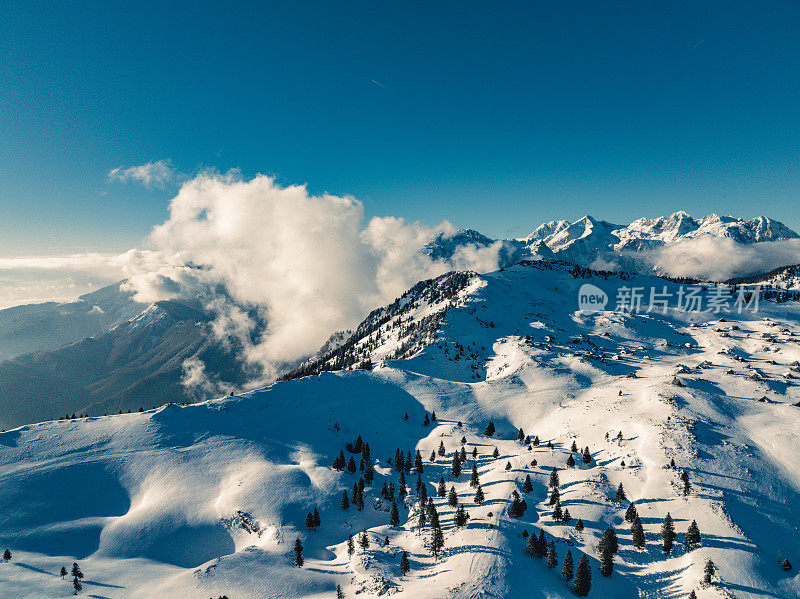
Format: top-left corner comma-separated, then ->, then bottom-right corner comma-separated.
525,530 -> 591,595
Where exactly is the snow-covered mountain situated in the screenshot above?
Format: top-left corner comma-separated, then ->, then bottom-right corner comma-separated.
1,260 -> 798,598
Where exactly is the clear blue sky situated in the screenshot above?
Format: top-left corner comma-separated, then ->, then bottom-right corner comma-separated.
2,1 -> 799,255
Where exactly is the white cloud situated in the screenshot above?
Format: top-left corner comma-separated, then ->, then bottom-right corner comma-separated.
108,159 -> 177,188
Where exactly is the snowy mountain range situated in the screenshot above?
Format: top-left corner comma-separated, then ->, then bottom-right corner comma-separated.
0,259 -> 798,598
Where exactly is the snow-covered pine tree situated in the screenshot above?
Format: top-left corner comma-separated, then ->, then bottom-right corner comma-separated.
703,559 -> 716,584
448,486 -> 458,507
685,519 -> 701,549
615,483 -> 627,501
563,549 -> 574,580
294,538 -> 304,567
575,518 -> 584,532
573,554 -> 592,596
451,454 -> 462,477
631,515 -> 646,549
431,526 -> 445,558
400,551 -> 410,574
599,527 -> 618,554
662,513 -> 676,554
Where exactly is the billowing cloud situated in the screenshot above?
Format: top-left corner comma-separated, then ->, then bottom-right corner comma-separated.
119,171 -> 502,385
108,160 -> 177,188
650,237 -> 800,281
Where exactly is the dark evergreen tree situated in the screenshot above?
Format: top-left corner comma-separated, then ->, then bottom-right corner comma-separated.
525,532 -> 538,557
517,428 -> 525,442
439,441 -> 447,456
417,477 -> 428,506
437,476 -> 446,497
563,550 -> 574,581
600,541 -> 613,576
431,411 -> 437,422
681,470 -> 691,495
430,450 -> 437,462
781,558 -> 792,571
533,435 -> 540,446
398,470 -> 407,498
347,456 -> 357,473
474,485 -> 485,504
562,508 -> 571,522
615,483 -> 627,501
552,498 -> 563,521
505,461 -> 512,471
347,533 -> 355,557
334,450 -> 346,471
60,566 -> 67,578
703,559 -> 715,584
3,549 -> 11,562
390,501 -> 400,526
294,538 -> 304,567
71,563 -> 83,578
460,447 -> 467,463
484,421 -> 495,436
537,529 -> 547,557
305,512 -> 315,530
625,502 -> 638,522
472,447 -> 478,459
573,554 -> 592,596
662,513 -> 676,554
418,508 -> 426,530
571,440 -> 578,452
451,454 -> 462,478
431,526 -> 445,558
599,527 -> 618,554
523,474 -> 533,493
337,584 -> 345,599
492,447 -> 500,459
547,541 -> 558,568
582,447 -> 591,464
340,490 -> 350,510
395,449 -> 404,472
400,551 -> 410,575
685,520 -> 701,549
549,467 -> 560,489
549,486 -> 560,506
364,466 -> 374,483
566,454 -> 576,467
73,577 -> 82,594
688,591 -> 697,599
359,529 -> 370,549
415,450 -> 424,474
510,495 -> 526,518
454,504 -> 470,527
404,411 -> 409,420
424,412 -> 430,426
631,515 -> 646,549
405,451 -> 412,474
448,486 -> 459,507
575,518 -> 584,532
470,462 -> 480,487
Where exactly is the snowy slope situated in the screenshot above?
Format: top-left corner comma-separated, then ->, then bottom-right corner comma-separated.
0,261 -> 799,598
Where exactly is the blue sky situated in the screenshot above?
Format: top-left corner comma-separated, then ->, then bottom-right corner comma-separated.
1,1 -> 799,256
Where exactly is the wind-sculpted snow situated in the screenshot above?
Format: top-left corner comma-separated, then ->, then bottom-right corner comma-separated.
0,261 -> 798,597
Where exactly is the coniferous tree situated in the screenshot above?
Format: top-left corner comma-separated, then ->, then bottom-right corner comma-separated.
781,558 -> 792,571
615,483 -> 627,501
523,474 -> 533,493
451,454 -> 462,477
552,498 -> 563,521
546,540 -> 558,568
415,450 -> 424,474
582,447 -> 591,464
439,441 -> 447,456
474,485 -> 485,504
573,554 -> 592,596
510,495 -> 526,518
562,508 -> 571,522
571,440 -> 578,452
418,508 -> 426,530
73,577 -> 82,594
537,529 -> 547,557
398,470 -> 407,498
395,449 -> 404,472
431,411 -> 437,422
472,447 -> 478,459
341,490 -> 350,510
563,549 -> 574,581
525,531 -> 538,557
400,551 -> 410,575
454,504 -> 470,527
599,527 -> 618,554
662,513 -> 676,554
575,518 -> 584,532
334,450 -> 346,471
431,526 -> 445,558
600,541 -> 613,576
625,502 -> 638,522
681,470 -> 691,495
427,499 -> 441,530
424,412 -> 430,426
430,450 -> 437,462
438,477 -> 446,497
505,461 -> 512,471
356,529 -> 368,550
3,549 -> 11,562
631,515 -> 646,549
685,520 -> 701,549
549,486 -> 560,506
294,538 -> 304,567
460,436 -> 467,444
469,463 -> 480,487
347,456 -> 357,473
533,435 -> 540,446
60,566 -> 68,578
549,467 -> 560,489
305,512 -> 315,530
460,447 -> 467,463
71,563 -> 83,578
405,451 -> 412,474
492,447 -> 500,459
384,536 -> 389,546
337,584 -> 345,599
364,466 -> 374,483
418,477 -> 428,506
347,534 -> 355,558
566,454 -> 576,467
484,421 -> 495,436
448,486 -> 459,507
518,428 -> 525,442
390,501 -> 400,526
703,559 -> 716,584
688,591 -> 697,599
